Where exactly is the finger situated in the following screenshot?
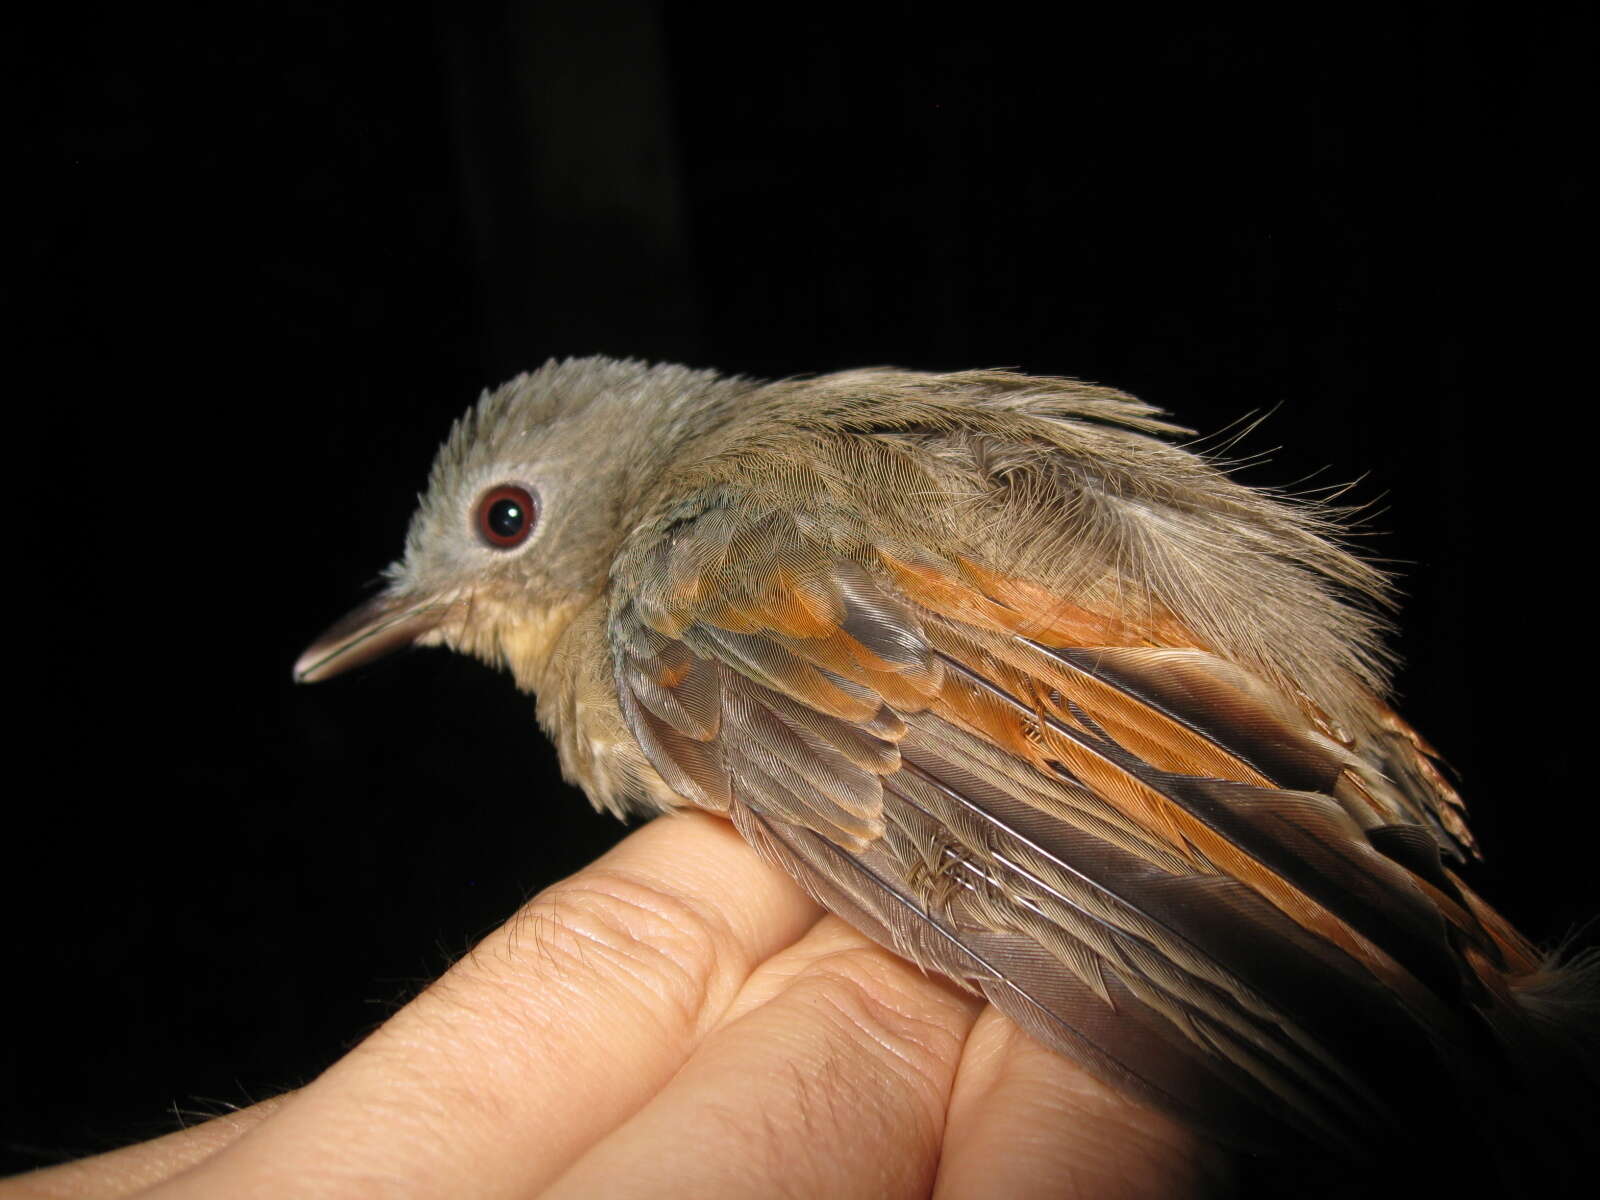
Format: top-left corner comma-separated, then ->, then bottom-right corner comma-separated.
543,916 -> 984,1200
0,1097 -> 286,1199
934,1008 -> 1233,1199
143,811 -> 824,1199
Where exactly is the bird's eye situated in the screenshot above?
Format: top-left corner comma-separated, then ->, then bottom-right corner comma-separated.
475,484 -> 538,549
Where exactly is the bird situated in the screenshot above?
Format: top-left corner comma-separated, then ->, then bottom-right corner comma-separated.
296,356 -> 1595,1177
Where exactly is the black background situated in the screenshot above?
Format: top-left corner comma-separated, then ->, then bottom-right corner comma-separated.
11,0 -> 1594,1183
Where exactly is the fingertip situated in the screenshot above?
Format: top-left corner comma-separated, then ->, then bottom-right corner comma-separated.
936,1010 -> 1234,1199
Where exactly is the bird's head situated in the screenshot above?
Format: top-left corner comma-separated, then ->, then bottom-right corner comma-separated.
294,356 -> 752,691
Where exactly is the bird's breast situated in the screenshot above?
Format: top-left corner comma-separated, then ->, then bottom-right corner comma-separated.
536,598 -> 683,820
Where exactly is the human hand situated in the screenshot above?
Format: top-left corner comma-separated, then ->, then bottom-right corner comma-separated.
4,812 -> 1228,1199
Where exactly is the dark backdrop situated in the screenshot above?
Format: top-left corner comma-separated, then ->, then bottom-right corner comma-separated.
11,0 -> 1592,1179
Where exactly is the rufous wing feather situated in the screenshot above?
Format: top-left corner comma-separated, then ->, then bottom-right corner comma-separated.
607,482 -> 1566,1158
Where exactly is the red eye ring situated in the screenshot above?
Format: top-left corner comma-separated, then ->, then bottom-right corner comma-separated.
476,484 -> 538,549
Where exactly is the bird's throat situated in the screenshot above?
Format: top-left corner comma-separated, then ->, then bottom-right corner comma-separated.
498,596 -> 590,694
421,590 -> 590,697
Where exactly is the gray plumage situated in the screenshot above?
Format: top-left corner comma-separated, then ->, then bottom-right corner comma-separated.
298,356 -> 1596,1166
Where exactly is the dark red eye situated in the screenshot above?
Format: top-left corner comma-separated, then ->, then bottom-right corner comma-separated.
476,484 -> 538,548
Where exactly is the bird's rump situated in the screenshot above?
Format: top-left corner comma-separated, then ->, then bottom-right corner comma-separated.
604,392 -> 1545,1156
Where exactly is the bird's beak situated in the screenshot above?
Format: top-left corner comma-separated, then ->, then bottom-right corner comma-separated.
293,591 -> 455,683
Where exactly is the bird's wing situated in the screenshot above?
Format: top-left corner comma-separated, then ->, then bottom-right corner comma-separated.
606,494 -> 1533,1155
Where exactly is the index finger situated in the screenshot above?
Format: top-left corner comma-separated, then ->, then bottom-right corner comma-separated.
145,810 -> 823,1199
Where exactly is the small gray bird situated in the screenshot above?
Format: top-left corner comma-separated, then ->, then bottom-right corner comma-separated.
297,357 -> 1593,1164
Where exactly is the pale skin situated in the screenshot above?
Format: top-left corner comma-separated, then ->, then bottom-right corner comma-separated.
5,812 -> 1230,1199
